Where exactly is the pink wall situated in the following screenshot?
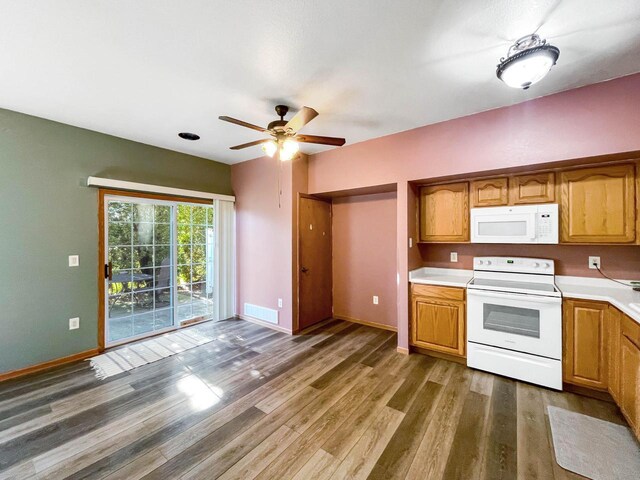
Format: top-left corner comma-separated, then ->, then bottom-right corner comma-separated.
232,155 -> 308,332
332,192 -> 397,329
419,244 -> 640,280
308,74 -> 640,193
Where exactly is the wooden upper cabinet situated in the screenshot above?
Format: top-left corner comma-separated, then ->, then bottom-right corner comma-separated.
411,285 -> 466,357
419,183 -> 469,242
470,178 -> 508,207
560,164 -> 636,243
509,172 -> 555,204
563,299 -> 609,390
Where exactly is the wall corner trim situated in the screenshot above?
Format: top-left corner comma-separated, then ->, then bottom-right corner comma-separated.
87,176 -> 235,202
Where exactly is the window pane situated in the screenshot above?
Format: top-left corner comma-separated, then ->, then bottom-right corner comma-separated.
192,226 -> 206,244
133,313 -> 155,336
178,245 -> 191,265
177,225 -> 191,245
178,305 -> 192,322
177,265 -> 191,286
133,246 -> 153,269
177,205 -> 191,224
109,246 -> 132,270
109,293 -> 132,318
192,206 -> 206,225
191,264 -> 207,284
154,308 -> 173,329
154,223 -> 171,245
108,202 -> 132,223
154,245 -> 171,267
109,270 -> 131,295
155,205 -> 171,223
154,288 -> 172,310
133,223 -> 154,245
132,267 -> 154,291
133,290 -> 154,314
108,223 -> 131,246
178,284 -> 192,304
109,317 -> 133,342
133,204 -> 154,222
191,244 -> 206,265
207,207 -> 214,225
155,266 -> 172,289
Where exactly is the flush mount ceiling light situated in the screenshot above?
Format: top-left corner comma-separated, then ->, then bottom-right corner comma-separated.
178,132 -> 200,140
496,34 -> 560,90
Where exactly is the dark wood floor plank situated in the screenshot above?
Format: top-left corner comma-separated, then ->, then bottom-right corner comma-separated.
386,354 -> 436,413
367,381 -> 443,479
442,391 -> 491,480
481,376 -> 518,480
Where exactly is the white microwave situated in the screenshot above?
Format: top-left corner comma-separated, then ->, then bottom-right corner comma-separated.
470,204 -> 558,244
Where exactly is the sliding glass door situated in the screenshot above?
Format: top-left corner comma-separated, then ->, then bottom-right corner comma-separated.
104,196 -> 214,346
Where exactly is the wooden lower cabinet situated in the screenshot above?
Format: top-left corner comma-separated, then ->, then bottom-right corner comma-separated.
563,299 -> 609,390
617,313 -> 640,437
411,285 -> 465,357
608,307 -> 622,402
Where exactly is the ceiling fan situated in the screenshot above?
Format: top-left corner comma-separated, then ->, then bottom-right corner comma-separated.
219,105 -> 346,161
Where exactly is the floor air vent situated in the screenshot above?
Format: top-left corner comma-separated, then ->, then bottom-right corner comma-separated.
244,303 -> 278,324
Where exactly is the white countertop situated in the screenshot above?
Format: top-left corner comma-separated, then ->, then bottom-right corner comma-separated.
555,275 -> 640,324
409,267 -> 640,324
409,267 -> 473,288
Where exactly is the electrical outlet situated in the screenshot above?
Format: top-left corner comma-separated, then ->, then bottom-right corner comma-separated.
277,298 -> 283,308
69,317 -> 80,330
450,252 -> 458,263
68,255 -> 79,267
373,296 -> 379,305
589,256 -> 601,269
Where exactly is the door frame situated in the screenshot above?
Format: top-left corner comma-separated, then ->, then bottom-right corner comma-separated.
295,193 -> 333,333
97,188 -> 213,351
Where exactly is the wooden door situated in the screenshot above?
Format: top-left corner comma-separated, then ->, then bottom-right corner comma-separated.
563,299 -> 609,389
298,196 -> 332,330
509,172 -> 555,204
470,178 -> 508,207
560,164 -> 636,243
412,296 -> 465,357
419,182 -> 469,242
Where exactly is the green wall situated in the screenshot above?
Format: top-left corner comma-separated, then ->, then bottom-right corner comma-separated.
0,108 -> 232,373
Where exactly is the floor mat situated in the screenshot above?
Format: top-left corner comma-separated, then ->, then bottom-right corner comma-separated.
548,405 -> 640,480
88,329 -> 215,379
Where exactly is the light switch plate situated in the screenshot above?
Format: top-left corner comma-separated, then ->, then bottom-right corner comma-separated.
278,298 -> 283,308
589,256 -> 601,269
373,296 -> 379,305
450,252 -> 458,262
68,255 -> 79,267
69,317 -> 80,330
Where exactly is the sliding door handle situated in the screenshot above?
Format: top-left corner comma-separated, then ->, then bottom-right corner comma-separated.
105,262 -> 113,280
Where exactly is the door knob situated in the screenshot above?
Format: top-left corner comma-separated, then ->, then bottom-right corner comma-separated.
301,266 -> 309,273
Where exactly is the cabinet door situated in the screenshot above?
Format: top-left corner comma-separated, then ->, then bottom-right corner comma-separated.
608,307 -> 622,403
412,297 -> 465,357
563,299 -> 609,389
560,164 -> 636,243
419,183 -> 469,242
470,178 -> 508,207
620,333 -> 640,435
509,172 -> 555,204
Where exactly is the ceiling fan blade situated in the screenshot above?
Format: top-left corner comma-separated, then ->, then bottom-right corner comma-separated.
295,134 -> 346,146
285,106 -> 319,133
229,139 -> 269,150
219,116 -> 268,133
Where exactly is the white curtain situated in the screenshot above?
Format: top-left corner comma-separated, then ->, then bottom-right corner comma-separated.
214,199 -> 235,320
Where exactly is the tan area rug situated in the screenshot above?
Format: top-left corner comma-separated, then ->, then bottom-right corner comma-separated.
548,406 -> 640,480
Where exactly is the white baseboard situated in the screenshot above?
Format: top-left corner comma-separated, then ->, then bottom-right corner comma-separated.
238,314 -> 292,334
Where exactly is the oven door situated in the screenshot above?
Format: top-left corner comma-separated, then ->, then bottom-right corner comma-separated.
467,289 -> 562,360
471,209 -> 536,243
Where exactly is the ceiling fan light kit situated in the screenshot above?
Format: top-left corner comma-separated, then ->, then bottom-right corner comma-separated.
496,34 -> 560,89
219,104 -> 346,162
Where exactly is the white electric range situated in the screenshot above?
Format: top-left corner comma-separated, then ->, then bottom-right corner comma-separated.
466,256 -> 562,390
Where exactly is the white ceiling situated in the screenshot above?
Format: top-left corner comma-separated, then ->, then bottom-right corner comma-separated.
1,1 -> 639,164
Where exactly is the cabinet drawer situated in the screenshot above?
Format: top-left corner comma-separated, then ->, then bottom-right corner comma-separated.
622,314 -> 640,349
411,284 -> 465,301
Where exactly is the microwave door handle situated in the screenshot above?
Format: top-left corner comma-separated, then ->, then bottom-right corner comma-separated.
468,289 -> 561,304
527,215 -> 536,240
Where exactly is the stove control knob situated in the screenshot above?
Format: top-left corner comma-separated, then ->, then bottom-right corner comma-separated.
532,262 -> 539,268
543,262 -> 551,269
485,260 -> 492,265
477,260 -> 484,265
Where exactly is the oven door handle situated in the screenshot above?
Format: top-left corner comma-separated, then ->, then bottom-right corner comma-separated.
467,289 -> 562,304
